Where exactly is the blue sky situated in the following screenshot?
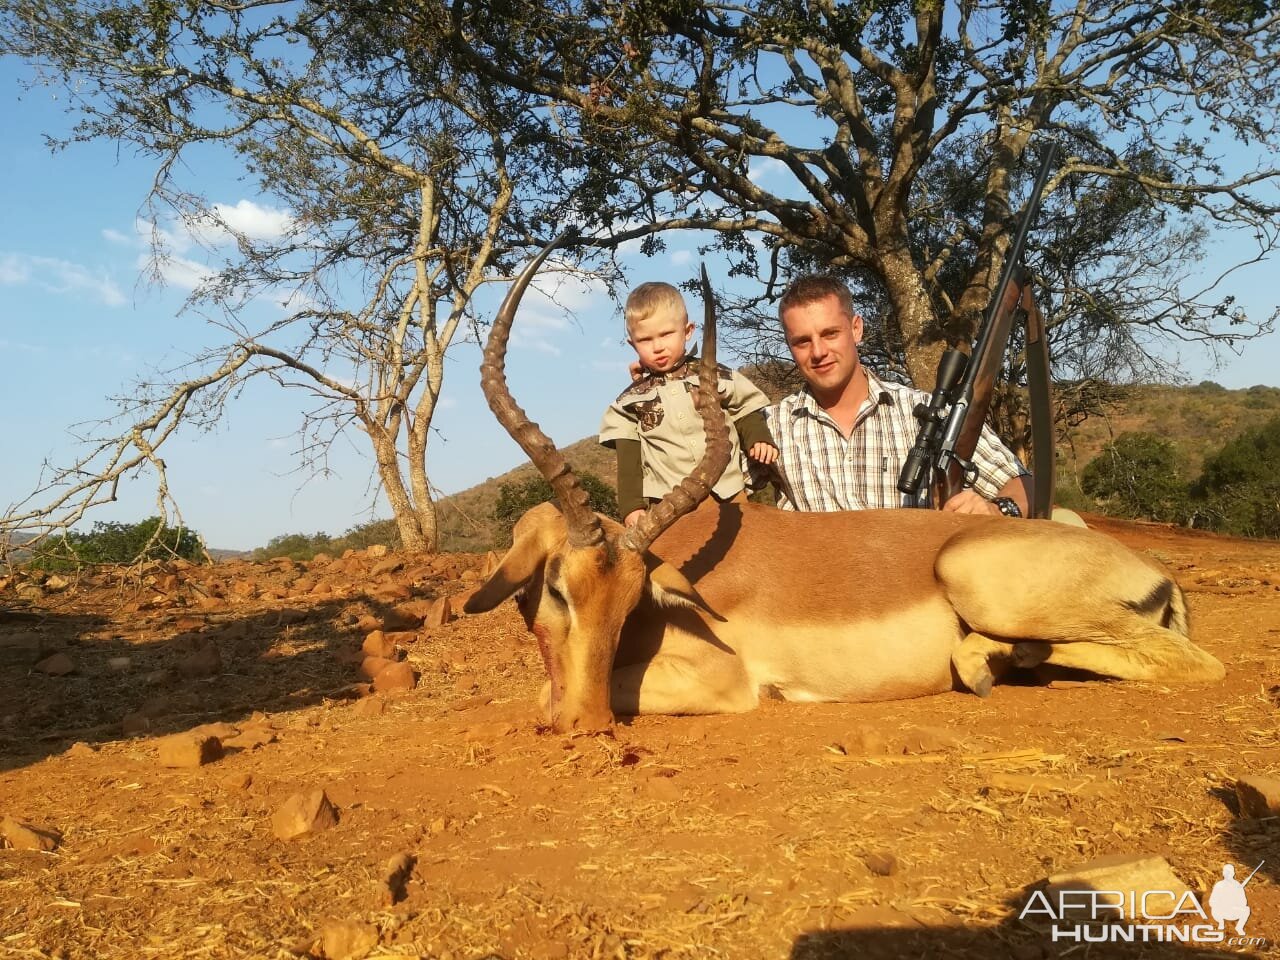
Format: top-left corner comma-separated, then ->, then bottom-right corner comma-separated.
3,59 -> 1278,552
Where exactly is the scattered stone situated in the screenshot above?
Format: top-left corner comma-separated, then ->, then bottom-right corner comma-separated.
190,721 -> 240,740
1045,854 -> 1189,920
354,696 -> 386,717
272,788 -> 339,840
840,725 -> 890,756
361,631 -> 398,659
157,733 -> 224,769
277,608 -> 309,625
381,852 -> 415,906
481,550 -> 501,576
452,673 -> 478,695
1,817 -> 60,852
177,642 -> 222,678
372,557 -> 405,577
372,661 -> 417,693
107,656 -> 132,673
65,741 -> 96,759
464,721 -> 517,741
155,573 -> 180,593
1236,775 -> 1280,818
319,919 -> 378,960
863,851 -> 898,877
422,597 -> 454,629
372,585 -> 412,604
450,693 -> 494,712
34,652 -> 76,677
360,656 -> 396,680
43,574 -> 71,592
354,615 -> 382,634
229,579 -> 257,599
900,725 -> 962,754
223,726 -> 278,751
459,569 -> 480,583
382,603 -> 429,631
365,544 -> 389,559
220,771 -> 254,791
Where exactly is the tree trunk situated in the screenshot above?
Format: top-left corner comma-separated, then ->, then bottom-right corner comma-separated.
879,249 -> 945,390
368,423 -> 429,552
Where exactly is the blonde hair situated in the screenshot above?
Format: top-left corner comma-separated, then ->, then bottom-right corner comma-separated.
624,282 -> 688,334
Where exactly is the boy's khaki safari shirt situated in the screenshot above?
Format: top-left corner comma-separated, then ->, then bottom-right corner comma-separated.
599,358 -> 770,502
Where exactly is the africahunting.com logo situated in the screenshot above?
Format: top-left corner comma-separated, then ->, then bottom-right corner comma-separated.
1019,861 -> 1267,947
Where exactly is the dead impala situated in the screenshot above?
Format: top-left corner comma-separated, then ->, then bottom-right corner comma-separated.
464,237 -> 1225,733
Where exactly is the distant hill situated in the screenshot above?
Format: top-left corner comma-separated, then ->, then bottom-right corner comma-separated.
436,380 -> 1280,552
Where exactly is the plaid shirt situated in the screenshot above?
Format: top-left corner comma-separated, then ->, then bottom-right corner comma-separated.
756,369 -> 1028,511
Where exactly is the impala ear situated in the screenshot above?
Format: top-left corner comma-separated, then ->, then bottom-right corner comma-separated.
646,562 -> 726,622
464,529 -> 546,614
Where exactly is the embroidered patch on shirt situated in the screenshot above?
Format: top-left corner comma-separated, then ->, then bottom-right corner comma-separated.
628,397 -> 665,432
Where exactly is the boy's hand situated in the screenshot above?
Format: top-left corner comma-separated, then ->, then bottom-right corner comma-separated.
628,361 -> 643,382
747,442 -> 778,465
625,508 -> 646,527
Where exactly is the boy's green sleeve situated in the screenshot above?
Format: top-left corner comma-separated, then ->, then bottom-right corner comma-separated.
734,409 -> 775,450
613,438 -> 645,516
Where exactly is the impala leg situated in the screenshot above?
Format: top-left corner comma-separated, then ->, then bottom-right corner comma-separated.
1039,626 -> 1225,682
952,632 -> 1050,698
610,651 -> 755,716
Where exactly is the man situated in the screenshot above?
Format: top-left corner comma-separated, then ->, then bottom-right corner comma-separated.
758,275 -> 1032,516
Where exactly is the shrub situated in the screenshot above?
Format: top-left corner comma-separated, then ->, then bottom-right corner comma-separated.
29,516 -> 204,571
492,471 -> 618,544
1081,432 -> 1188,523
1191,414 -> 1280,539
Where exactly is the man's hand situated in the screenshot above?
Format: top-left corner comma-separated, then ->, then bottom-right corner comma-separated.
625,508 -> 646,527
747,442 -> 778,465
941,490 -> 1001,515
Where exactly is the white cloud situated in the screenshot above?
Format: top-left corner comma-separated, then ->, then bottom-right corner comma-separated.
670,249 -> 693,266
140,251 -> 212,292
749,157 -> 788,183
201,199 -> 294,242
101,228 -> 132,247
0,252 -> 125,306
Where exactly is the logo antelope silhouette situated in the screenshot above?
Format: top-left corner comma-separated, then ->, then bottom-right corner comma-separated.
464,234 -> 1225,733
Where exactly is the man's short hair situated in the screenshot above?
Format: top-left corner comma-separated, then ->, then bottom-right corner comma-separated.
778,275 -> 856,321
625,282 -> 688,333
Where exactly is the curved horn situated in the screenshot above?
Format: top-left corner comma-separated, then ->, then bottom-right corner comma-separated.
622,264 -> 731,553
480,228 -> 605,549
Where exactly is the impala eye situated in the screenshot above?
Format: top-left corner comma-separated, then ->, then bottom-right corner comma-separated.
546,583 -> 567,605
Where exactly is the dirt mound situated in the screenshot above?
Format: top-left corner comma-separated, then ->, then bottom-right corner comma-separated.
1,526 -> 1277,958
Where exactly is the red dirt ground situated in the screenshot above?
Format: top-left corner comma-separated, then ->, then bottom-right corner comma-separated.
1,516 -> 1277,959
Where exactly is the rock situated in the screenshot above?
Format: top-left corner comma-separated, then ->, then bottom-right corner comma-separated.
65,741 -> 96,759
34,652 -> 76,676
371,557 -> 405,577
422,597 -> 454,629
361,631 -> 398,659
276,608 -> 309,625
155,573 -> 180,593
319,919 -> 378,960
452,674 -> 478,695
354,696 -> 386,717
840,725 -> 890,756
1045,854 -> 1189,920
372,661 -> 417,693
459,569 -> 480,583
272,788 -> 339,840
43,574 -> 71,592
190,721 -> 240,740
220,771 -> 254,791
986,772 -> 1114,798
863,851 -> 898,877
1,817 -> 60,851
229,579 -> 257,599
381,852 -> 415,906
354,615 -> 381,634
481,550 -> 501,576
365,544 -> 389,559
177,642 -> 222,678
1236,775 -> 1280,818
157,733 -> 224,768
107,656 -> 133,673
360,656 -> 396,680
900,725 -> 962,754
223,726 -> 278,751
382,603 -> 429,631
464,721 -> 517,741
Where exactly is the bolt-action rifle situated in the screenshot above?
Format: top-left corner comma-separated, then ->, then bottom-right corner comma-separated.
897,145 -> 1059,518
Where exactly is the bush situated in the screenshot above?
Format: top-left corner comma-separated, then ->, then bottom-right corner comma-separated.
29,517 -> 204,571
1081,432 -> 1188,523
492,471 -> 618,544
1191,414 -> 1280,539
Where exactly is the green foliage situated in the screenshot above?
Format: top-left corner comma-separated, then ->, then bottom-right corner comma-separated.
250,518 -> 403,561
29,517 -> 203,571
1081,432 -> 1188,523
492,471 -> 619,544
1190,414 -> 1280,539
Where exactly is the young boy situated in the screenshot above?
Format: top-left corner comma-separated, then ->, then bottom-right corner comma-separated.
599,281 -> 779,527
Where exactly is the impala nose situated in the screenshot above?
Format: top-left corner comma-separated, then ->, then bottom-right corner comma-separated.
552,704 -> 615,735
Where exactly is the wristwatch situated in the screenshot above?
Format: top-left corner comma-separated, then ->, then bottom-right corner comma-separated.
991,496 -> 1023,518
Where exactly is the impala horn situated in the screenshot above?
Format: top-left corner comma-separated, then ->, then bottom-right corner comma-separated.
480,227 -> 605,549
